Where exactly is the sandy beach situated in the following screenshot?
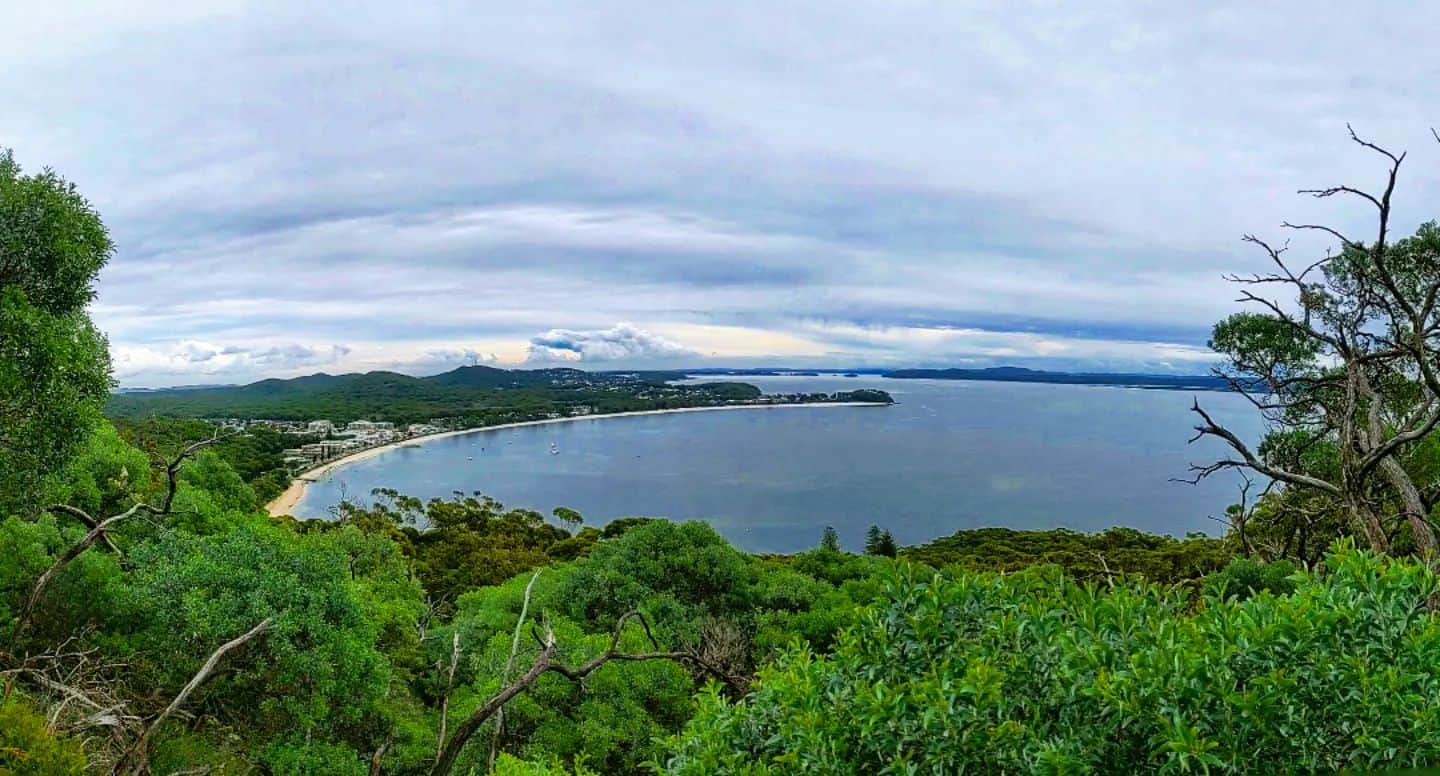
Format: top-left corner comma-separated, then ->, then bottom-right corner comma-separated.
265,401 -> 886,516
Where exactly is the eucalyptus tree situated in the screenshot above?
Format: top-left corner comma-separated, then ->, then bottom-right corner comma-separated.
1192,128 -> 1440,556
0,149 -> 113,514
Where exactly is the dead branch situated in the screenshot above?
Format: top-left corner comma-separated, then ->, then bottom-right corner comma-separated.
15,502 -> 162,639
370,732 -> 393,776
113,617 -> 273,776
486,568 -> 541,769
47,504 -> 122,555
156,431 -> 237,513
435,631 -> 461,765
1185,399 -> 1342,495
15,429 -> 239,642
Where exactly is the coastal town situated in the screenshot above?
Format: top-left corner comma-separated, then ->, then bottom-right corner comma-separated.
275,419 -> 446,470
217,411 -> 589,472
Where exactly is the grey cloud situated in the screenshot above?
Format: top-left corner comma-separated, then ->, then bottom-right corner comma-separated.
8,1 -> 1440,384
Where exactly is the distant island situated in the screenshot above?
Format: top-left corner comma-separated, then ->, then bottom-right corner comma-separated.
680,365 -> 1231,390
882,366 -> 1231,391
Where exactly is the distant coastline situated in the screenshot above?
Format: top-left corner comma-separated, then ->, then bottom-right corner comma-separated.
682,366 -> 1231,391
265,401 -> 888,517
880,367 -> 1231,391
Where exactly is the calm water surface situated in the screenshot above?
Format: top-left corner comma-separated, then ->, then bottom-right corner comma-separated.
293,376 -> 1265,552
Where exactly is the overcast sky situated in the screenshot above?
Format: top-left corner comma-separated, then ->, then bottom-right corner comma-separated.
6,1 -> 1439,386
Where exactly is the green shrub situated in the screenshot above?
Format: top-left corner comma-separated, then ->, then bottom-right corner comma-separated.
1202,556 -> 1299,601
259,739 -> 367,775
557,521 -> 754,631
666,543 -> 1440,774
0,698 -> 87,776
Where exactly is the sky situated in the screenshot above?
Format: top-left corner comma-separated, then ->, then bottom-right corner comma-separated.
5,1 -> 1440,386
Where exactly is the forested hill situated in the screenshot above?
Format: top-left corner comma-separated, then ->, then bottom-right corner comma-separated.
884,366 -> 1231,390
105,365 -> 891,424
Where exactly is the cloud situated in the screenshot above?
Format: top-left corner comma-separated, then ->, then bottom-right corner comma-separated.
527,323 -> 697,364
9,1 -> 1440,384
113,341 -> 352,384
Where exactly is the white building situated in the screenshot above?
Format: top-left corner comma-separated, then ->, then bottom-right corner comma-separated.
308,420 -> 336,435
346,420 -> 395,434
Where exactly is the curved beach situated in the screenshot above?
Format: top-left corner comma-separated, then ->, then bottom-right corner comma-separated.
266,401 -> 886,516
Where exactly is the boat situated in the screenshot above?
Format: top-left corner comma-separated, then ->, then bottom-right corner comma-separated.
549,443 -> 559,455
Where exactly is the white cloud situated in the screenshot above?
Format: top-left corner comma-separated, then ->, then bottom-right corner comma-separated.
526,323 -> 697,363
113,341 -> 352,383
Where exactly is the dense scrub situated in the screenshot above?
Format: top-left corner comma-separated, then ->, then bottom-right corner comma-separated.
667,545 -> 1440,774
904,525 -> 1233,585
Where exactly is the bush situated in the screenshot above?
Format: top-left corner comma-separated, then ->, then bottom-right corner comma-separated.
0,698 -> 87,775
557,521 -> 754,631
666,543 -> 1440,774
1202,556 -> 1299,601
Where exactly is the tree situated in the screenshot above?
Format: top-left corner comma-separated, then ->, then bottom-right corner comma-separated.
552,506 -> 583,532
0,149 -> 114,514
863,525 -> 897,557
819,526 -> 841,553
1190,127 -> 1440,558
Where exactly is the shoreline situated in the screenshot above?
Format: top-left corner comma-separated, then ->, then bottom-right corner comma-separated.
265,401 -> 887,517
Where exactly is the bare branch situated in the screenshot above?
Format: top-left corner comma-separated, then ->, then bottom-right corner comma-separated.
1298,184 -> 1382,211
486,568 -> 541,769
1346,122 -> 1404,165
113,618 -> 273,776
47,504 -> 122,556
157,430 -> 238,513
1281,222 -> 1360,251
1186,399 -> 1342,495
16,502 -> 162,639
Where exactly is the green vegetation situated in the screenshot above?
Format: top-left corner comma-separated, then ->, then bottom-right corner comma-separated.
0,150 -> 113,514
110,416 -> 313,503
903,525 -> 1232,585
667,545 -> 1440,774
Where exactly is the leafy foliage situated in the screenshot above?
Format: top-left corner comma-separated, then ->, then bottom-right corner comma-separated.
0,698 -> 87,775
667,544 -> 1440,774
903,525 -> 1232,585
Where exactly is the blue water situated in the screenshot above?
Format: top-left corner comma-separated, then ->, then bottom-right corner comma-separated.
292,376 -> 1265,553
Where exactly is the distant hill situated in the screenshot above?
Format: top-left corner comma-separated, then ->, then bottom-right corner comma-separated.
107,366 -> 704,422
105,365 -> 886,423
883,366 -> 1231,391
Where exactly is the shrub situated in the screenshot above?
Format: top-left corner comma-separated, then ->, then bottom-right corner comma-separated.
1202,556 -> 1299,601
0,698 -> 87,775
666,543 -> 1440,774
